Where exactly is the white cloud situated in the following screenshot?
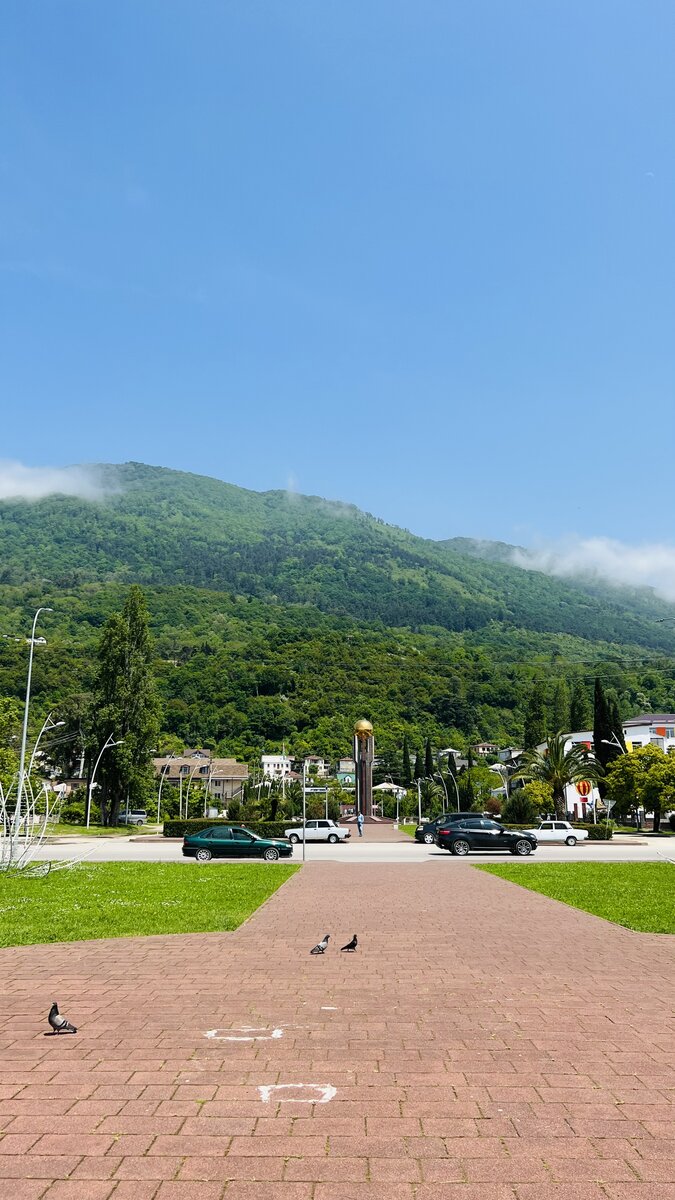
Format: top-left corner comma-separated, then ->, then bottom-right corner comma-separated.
512,537 -> 675,602
0,461 -> 107,502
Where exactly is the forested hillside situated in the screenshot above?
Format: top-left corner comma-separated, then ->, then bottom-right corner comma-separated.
1,462 -> 675,759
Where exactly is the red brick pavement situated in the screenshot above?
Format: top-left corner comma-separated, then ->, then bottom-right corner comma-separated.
0,862 -> 674,1199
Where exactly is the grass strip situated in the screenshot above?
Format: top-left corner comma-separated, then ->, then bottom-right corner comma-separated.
478,862 -> 675,934
0,861 -> 299,947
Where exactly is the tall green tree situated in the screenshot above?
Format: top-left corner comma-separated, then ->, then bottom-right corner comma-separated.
424,737 -> 434,779
605,744 -> 675,831
550,679 -> 570,734
523,684 -> 547,749
515,732 -> 601,819
570,680 -> 592,731
93,587 -> 161,825
413,751 -> 424,781
402,735 -> 412,787
593,678 -> 622,792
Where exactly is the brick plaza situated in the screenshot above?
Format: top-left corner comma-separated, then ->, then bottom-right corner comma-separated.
1,861 -> 674,1199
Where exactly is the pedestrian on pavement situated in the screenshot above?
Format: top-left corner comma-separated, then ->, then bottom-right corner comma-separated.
356,811 -> 364,837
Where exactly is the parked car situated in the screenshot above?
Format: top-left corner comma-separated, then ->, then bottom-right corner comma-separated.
524,820 -> 588,846
117,810 -> 147,827
436,817 -> 537,856
182,825 -> 293,862
414,812 -> 478,844
284,819 -> 351,844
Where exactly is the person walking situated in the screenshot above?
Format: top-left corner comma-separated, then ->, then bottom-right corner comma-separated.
356,811 -> 364,837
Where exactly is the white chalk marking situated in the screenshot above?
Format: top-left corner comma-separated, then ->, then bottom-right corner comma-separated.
258,1083 -> 337,1105
204,1026 -> 284,1042
320,1006 -> 337,1010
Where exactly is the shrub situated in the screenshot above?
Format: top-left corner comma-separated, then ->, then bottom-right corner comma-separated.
669,813 -> 675,832
501,786 -> 545,826
578,822 -> 614,841
163,819 -> 289,839
59,801 -> 86,825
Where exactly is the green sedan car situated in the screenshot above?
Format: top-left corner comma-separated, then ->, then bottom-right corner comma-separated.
182,824 -> 293,863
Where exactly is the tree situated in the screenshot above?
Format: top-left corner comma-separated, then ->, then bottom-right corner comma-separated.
93,587 -> 161,825
593,678 -> 621,793
502,782 -> 551,825
550,679 -> 570,734
523,685 -> 547,749
424,737 -> 434,779
605,744 -> 675,831
570,681 -> 592,732
514,732 -> 601,819
413,751 -> 424,781
402,735 -> 412,788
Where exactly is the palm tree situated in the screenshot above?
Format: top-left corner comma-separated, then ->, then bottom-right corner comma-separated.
514,732 -> 601,819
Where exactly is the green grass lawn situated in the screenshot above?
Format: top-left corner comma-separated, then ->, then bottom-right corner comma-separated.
400,824 -> 416,837
0,861 -> 299,947
479,862 -> 675,934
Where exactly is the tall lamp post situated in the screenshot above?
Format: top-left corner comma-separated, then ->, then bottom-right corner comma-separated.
438,750 -> 461,812
27,713 -> 65,778
14,607 -> 53,839
157,754 -> 175,825
86,735 -> 124,828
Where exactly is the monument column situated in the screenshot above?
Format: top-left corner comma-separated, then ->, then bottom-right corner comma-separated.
353,719 -> 374,819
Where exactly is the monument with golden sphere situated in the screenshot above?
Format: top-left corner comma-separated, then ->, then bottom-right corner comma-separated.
353,718 -> 374,819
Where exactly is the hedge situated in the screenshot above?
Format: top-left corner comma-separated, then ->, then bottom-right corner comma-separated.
163,819 -> 290,839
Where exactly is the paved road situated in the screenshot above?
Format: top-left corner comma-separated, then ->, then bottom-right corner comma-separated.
1,860 -> 673,1198
34,834 -> 675,864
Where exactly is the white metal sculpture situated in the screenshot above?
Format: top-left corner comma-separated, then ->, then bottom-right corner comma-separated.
0,775 -> 70,876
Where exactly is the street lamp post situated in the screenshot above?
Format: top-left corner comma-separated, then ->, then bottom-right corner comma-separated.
302,759 -> 307,862
433,771 -> 450,809
438,751 -> 461,812
86,734 -> 124,829
157,754 -> 175,825
27,713 -> 65,778
184,762 -> 202,819
14,607 -> 53,841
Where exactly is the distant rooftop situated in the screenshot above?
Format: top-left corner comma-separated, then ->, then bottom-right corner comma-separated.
623,714 -> 675,726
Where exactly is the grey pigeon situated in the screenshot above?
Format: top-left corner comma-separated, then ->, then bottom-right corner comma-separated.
47,1002 -> 77,1034
310,934 -> 330,955
341,934 -> 358,952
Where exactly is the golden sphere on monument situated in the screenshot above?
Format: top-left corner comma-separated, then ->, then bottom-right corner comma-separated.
354,719 -> 374,737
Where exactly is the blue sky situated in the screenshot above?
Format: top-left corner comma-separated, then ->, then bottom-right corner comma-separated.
1,1 -> 674,545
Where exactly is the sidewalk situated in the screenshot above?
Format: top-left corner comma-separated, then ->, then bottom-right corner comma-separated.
0,861 -> 674,1198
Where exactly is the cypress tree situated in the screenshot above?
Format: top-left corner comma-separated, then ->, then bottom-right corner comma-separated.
414,751 -> 424,781
402,735 -> 412,787
593,677 -> 613,770
570,680 -> 592,731
523,684 -> 547,749
424,737 -> 434,779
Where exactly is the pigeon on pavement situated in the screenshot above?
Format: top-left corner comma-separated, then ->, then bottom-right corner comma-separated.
310,934 -> 330,955
47,1002 -> 77,1034
340,935 -> 358,952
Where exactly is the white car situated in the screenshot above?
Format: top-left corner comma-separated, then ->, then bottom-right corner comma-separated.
524,820 -> 588,846
285,819 -> 351,844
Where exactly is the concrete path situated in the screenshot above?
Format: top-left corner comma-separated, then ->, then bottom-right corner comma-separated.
1,862 -> 674,1199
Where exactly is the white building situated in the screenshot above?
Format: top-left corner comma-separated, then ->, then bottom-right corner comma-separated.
303,755 -> 328,777
261,753 -> 292,781
622,714 -> 675,751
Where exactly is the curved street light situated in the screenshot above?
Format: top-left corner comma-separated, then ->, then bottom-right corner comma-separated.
156,748 -> 174,825
27,713 -> 66,778
14,607 -> 53,838
86,734 -> 124,829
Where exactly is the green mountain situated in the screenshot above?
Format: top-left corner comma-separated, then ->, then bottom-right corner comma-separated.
1,461 -> 674,758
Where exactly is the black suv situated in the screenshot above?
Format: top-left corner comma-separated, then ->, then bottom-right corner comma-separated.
414,812 -> 479,844
436,817 -> 537,857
